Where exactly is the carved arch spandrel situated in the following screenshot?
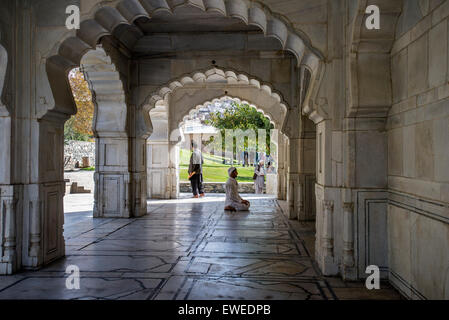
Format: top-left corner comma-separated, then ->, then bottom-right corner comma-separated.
44,0 -> 323,122
178,95 -> 277,129
140,67 -> 290,139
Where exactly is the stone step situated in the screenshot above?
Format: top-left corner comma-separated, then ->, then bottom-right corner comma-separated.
69,182 -> 91,194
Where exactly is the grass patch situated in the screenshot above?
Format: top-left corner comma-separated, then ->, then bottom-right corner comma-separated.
179,149 -> 254,182
80,166 -> 95,171
75,151 -> 255,182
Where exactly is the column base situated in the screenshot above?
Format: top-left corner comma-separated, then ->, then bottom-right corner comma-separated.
342,265 -> 357,281
287,204 -> 297,220
0,262 -> 15,275
320,255 -> 339,276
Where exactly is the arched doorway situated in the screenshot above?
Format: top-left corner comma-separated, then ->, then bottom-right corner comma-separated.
141,67 -> 291,202
175,96 -> 283,198
6,0 -> 323,274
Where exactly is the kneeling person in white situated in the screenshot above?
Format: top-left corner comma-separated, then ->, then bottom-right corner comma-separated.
224,167 -> 250,211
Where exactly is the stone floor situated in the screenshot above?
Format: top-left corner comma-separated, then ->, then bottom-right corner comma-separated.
0,193 -> 402,300
64,170 -> 95,193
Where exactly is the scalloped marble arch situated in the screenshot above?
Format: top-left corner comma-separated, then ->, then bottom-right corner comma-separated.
46,0 -> 323,117
143,67 -> 288,111
79,0 -> 323,61
80,47 -> 129,137
141,67 -> 290,137
179,95 -> 277,129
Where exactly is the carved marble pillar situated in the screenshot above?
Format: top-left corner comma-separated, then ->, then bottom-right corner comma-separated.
169,142 -> 180,199
297,119 -> 317,221
2,198 -> 16,273
321,200 -> 338,275
146,141 -> 173,199
322,200 -> 334,257
277,168 -> 284,200
82,48 -> 132,218
287,174 -> 300,220
93,172 -> 99,217
342,202 -> 356,280
287,138 -> 300,219
276,135 -> 287,200
94,137 -> 131,218
296,181 -> 306,221
29,200 -> 41,260
282,158 -> 289,201
130,137 -> 148,217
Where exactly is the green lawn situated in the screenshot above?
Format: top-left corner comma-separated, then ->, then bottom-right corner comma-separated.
179,149 -> 254,182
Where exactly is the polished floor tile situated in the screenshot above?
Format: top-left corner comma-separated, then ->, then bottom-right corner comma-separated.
0,193 -> 401,300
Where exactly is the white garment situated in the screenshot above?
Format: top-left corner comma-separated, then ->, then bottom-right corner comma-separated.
225,177 -> 250,211
254,166 -> 265,194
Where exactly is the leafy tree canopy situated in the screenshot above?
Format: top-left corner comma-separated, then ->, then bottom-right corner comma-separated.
205,101 -> 274,131
205,101 -> 275,155
64,68 -> 94,143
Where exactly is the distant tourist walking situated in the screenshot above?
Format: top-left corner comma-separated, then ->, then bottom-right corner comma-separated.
188,141 -> 204,198
224,167 -> 250,211
254,160 -> 265,194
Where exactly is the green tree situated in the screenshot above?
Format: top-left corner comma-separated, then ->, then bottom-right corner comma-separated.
205,102 -> 274,162
64,68 -> 95,143
64,117 -> 91,143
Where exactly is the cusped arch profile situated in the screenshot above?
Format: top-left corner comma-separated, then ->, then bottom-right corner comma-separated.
45,0 -> 323,124
141,67 -> 290,138
168,95 -> 284,146
80,47 -> 129,137
179,96 -> 277,129
79,0 -> 322,64
142,67 -> 289,112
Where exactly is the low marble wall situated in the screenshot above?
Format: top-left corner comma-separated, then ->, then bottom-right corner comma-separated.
180,182 -> 258,193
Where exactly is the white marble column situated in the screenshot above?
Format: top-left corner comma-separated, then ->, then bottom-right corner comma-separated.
342,202 -> 356,280
28,200 -> 41,261
82,48 -> 133,218
287,138 -> 300,219
130,136 -> 148,218
169,142 -> 180,199
321,200 -> 339,275
94,136 -> 131,218
147,141 -> 172,199
1,196 -> 17,274
277,134 -> 287,200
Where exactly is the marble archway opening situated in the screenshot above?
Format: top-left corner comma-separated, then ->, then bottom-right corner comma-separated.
174,96 -> 282,197
63,68 -> 96,219
142,68 -> 291,201
10,0 -> 323,275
